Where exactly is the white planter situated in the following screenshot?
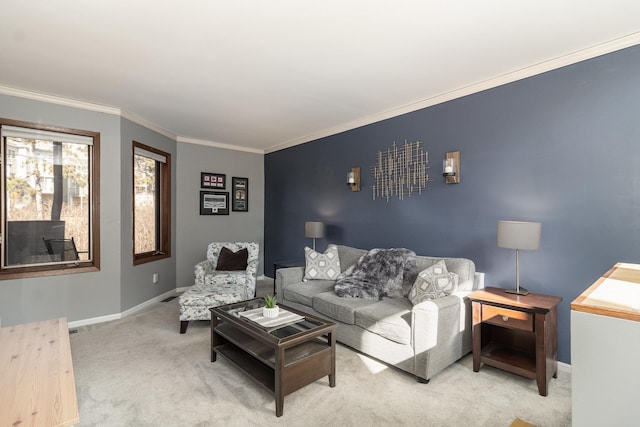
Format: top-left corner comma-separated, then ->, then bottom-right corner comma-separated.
263,306 -> 279,319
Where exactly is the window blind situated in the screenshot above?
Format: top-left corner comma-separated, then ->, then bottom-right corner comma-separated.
134,146 -> 166,163
1,125 -> 93,145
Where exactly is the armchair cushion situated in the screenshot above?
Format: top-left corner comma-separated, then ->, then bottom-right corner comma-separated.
216,247 -> 248,271
204,271 -> 249,288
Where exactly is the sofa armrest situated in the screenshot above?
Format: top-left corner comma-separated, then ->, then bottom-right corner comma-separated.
245,259 -> 259,296
246,259 -> 259,279
194,260 -> 214,286
411,294 -> 466,352
275,266 -> 305,295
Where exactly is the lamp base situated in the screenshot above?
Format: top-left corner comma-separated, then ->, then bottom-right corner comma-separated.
505,287 -> 529,296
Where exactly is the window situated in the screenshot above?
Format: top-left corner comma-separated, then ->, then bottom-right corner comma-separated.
132,141 -> 170,264
0,119 -> 100,278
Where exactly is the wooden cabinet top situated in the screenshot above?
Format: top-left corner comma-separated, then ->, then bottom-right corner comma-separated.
469,287 -> 562,313
571,262 -> 640,322
0,317 -> 79,427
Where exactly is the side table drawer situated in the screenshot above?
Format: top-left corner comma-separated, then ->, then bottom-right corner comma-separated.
482,304 -> 533,331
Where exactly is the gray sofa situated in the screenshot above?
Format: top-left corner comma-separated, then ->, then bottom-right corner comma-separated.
275,245 -> 484,383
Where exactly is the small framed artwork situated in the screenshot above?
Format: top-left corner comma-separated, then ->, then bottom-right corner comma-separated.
200,191 -> 229,215
232,177 -> 249,212
201,172 -> 226,189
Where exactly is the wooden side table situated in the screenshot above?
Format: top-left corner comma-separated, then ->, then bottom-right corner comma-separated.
468,287 -> 562,396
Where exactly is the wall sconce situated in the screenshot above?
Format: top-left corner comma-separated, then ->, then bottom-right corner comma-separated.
347,167 -> 360,192
442,151 -> 460,184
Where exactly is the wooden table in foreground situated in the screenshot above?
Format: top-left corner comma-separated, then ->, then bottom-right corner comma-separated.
210,299 -> 336,417
0,317 -> 79,427
469,287 -> 561,396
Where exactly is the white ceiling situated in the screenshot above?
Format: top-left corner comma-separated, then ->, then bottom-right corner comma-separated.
1,1 -> 639,154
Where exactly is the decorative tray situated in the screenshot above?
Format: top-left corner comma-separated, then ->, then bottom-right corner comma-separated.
238,307 -> 304,329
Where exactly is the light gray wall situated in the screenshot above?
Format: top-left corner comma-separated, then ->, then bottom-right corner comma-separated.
0,94 -> 122,325
176,142 -> 264,288
120,118 -> 177,311
0,95 -> 266,326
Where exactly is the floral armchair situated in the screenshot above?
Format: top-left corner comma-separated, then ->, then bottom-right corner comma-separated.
179,242 -> 259,333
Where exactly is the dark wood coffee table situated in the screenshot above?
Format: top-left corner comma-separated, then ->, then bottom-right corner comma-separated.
210,299 -> 336,417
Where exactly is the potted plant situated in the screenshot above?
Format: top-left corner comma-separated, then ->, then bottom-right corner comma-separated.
262,295 -> 279,318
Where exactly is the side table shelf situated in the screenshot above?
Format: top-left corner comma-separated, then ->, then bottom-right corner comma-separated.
469,287 -> 562,396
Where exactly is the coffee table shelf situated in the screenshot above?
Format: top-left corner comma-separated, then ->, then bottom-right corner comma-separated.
215,343 -> 276,391
214,322 -> 330,368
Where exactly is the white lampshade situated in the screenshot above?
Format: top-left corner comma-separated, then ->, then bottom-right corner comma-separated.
497,221 -> 541,251
304,222 -> 324,239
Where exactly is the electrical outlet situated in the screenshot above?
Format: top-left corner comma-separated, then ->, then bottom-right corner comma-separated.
153,273 -> 159,284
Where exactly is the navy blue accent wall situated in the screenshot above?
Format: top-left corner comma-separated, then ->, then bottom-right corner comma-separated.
265,45 -> 640,364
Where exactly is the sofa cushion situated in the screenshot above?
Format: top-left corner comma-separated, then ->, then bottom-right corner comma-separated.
282,280 -> 336,307
312,291 -> 378,324
409,260 -> 459,305
303,244 -> 341,280
354,298 -> 412,345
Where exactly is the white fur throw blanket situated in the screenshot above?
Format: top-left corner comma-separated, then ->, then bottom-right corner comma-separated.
334,248 -> 418,300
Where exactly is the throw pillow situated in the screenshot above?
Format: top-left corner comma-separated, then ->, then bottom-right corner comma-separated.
408,260 -> 459,305
216,247 -> 249,271
304,244 -> 341,280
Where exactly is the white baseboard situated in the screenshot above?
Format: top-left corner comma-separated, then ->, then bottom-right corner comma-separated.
68,279 -> 269,329
68,312 -> 121,328
68,288 -> 181,328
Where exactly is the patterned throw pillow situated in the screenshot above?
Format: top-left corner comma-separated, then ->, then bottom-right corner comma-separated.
304,244 -> 341,280
408,260 -> 459,305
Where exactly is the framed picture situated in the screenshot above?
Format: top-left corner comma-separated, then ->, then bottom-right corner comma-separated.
200,191 -> 229,215
232,177 -> 249,212
201,172 -> 226,189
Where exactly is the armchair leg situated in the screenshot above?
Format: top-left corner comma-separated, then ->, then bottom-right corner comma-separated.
180,321 -> 189,334
417,376 -> 430,384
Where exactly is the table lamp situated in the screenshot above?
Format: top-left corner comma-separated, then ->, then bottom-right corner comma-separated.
497,220 -> 541,296
304,221 -> 324,251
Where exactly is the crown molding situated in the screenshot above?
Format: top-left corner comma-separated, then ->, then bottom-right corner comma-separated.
177,136 -> 264,154
120,109 -> 176,141
0,85 -> 121,115
264,32 -> 640,154
0,85 -> 262,154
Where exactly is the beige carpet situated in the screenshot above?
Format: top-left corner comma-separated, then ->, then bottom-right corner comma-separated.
69,296 -> 571,426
